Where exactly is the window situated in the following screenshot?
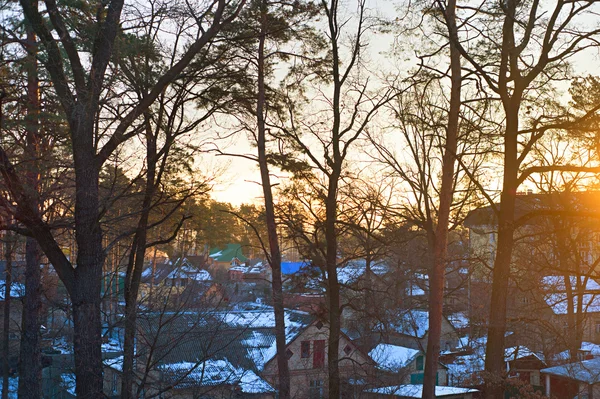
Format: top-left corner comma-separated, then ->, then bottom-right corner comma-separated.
343,344 -> 353,356
309,379 -> 324,399
313,340 -> 325,368
416,355 -> 424,371
301,341 -> 310,358
595,322 -> 600,334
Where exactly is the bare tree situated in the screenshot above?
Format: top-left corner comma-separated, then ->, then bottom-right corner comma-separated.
0,0 -> 244,396
446,2 -> 600,396
274,0 -> 398,395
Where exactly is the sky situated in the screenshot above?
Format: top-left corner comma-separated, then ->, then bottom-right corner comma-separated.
206,0 -> 600,207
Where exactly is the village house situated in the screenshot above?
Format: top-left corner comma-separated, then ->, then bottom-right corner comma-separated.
261,318 -> 375,398
208,244 -> 248,271
541,357 -> 600,399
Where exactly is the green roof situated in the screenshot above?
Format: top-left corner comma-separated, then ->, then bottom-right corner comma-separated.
209,244 -> 247,262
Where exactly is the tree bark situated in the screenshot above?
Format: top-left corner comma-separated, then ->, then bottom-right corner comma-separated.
18,10 -> 42,397
2,232 -> 13,399
422,0 -> 460,397
326,169 -> 341,399
255,2 -> 291,395
484,103 -> 519,399
72,145 -> 104,399
122,114 -> 156,399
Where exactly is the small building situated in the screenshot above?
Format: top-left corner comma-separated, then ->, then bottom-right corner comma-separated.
541,357 -> 600,399
208,244 -> 247,270
261,318 -> 375,398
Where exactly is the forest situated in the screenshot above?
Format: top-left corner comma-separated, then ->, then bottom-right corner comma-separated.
1,0 -> 600,398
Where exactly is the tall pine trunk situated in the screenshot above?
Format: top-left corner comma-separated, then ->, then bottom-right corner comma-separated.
1,232 -> 13,399
72,133 -> 104,399
255,2 -> 290,396
326,170 -> 341,399
18,11 -> 42,397
422,0 -> 460,397
484,105 -> 519,399
122,115 -> 156,399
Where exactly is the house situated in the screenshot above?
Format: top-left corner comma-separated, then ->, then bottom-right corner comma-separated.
541,357 -> 600,398
138,258 -> 216,308
99,302 -> 381,398
505,346 -> 547,390
443,339 -> 545,392
208,244 -> 248,271
368,343 -> 448,386
261,318 -> 375,398
543,275 -> 600,344
464,191 -> 600,354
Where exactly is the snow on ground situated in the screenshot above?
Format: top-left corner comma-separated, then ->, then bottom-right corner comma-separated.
366,384 -> 478,397
0,377 -> 18,399
369,344 -> 420,372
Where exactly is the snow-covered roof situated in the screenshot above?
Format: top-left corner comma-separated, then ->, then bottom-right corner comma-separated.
542,357 -> 600,384
385,310 -> 430,338
542,275 -> 600,314
544,292 -> 600,314
158,359 -> 275,393
167,265 -> 212,281
448,313 -> 469,330
230,262 -> 266,275
337,260 -> 389,285
542,275 -> 600,291
504,346 -> 545,362
406,284 -> 426,297
366,384 -> 478,397
369,344 -> 421,372
103,355 -> 123,372
555,342 -> 600,361
60,373 -> 76,396
0,281 -> 25,300
446,339 -> 541,384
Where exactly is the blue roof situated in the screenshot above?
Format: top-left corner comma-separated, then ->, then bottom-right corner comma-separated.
281,261 -> 310,275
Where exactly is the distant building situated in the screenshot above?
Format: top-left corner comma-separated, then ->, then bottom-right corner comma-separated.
208,244 -> 248,271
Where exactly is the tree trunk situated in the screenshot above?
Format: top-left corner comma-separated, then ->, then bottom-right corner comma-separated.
18,238 -> 42,399
326,171 -> 341,399
422,0 -> 460,397
255,2 -> 290,396
122,115 -> 156,399
72,144 -> 104,399
2,232 -> 13,399
18,11 -> 42,397
484,105 -> 519,399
